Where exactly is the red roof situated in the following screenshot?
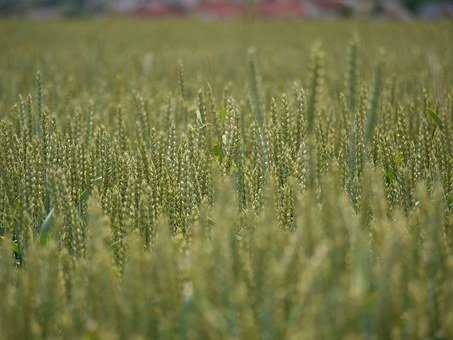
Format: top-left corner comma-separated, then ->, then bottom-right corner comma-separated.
133,3 -> 186,17
255,0 -> 305,18
196,2 -> 246,18
130,0 -> 345,19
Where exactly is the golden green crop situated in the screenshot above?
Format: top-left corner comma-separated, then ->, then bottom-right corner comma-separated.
0,19 -> 452,339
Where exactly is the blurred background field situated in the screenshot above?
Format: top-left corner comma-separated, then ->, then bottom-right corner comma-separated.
0,19 -> 451,114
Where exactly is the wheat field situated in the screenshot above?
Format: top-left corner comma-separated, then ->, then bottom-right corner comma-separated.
0,20 -> 452,339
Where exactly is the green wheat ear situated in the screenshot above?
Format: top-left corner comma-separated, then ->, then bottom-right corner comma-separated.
247,47 -> 268,176
364,62 -> 383,146
345,35 -> 359,112
35,70 -> 43,134
177,59 -> 186,100
248,47 -> 263,127
306,43 -> 324,135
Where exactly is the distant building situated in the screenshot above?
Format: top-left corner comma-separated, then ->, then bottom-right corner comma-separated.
255,0 -> 305,19
418,1 -> 453,19
111,0 -> 197,11
109,0 -> 413,19
303,0 -> 411,19
302,0 -> 349,18
196,1 -> 246,19
111,0 -> 142,12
